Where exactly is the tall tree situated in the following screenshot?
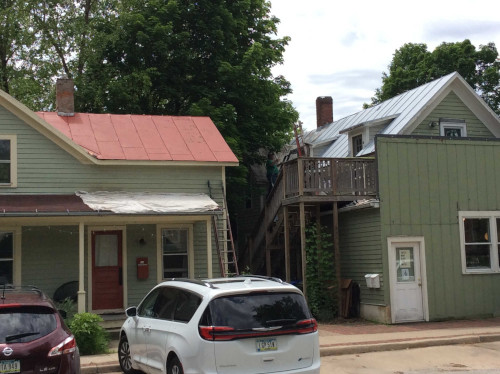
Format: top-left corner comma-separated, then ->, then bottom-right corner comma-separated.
77,0 -> 297,202
370,40 -> 500,115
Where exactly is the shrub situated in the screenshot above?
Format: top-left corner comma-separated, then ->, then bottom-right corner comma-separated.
69,313 -> 109,355
305,223 -> 337,321
56,297 -> 77,324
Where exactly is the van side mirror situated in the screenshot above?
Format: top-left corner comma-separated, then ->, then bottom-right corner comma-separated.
126,306 -> 137,317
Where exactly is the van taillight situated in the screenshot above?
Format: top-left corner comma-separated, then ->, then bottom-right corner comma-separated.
296,318 -> 318,333
199,326 -> 235,341
48,335 -> 77,357
199,319 -> 318,341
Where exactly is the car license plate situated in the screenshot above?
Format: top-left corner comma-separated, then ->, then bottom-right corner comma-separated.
0,360 -> 20,374
256,338 -> 277,352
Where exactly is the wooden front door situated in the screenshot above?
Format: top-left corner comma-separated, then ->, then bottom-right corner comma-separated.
92,230 -> 123,310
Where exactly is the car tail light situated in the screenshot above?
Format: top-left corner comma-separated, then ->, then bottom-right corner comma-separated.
199,326 -> 235,341
48,335 -> 77,357
199,319 -> 318,341
295,318 -> 318,334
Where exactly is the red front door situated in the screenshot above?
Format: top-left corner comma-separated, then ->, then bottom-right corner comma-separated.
92,230 -> 123,310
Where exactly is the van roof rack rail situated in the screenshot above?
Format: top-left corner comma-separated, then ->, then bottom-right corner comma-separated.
236,275 -> 284,284
167,278 -> 217,289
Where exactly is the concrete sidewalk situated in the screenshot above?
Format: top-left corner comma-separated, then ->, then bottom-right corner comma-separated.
80,317 -> 500,374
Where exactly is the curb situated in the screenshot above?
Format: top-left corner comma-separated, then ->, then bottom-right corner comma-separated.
319,333 -> 500,357
81,362 -> 121,374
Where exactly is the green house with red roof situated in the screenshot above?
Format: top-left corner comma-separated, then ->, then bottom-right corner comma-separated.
0,78 -> 238,314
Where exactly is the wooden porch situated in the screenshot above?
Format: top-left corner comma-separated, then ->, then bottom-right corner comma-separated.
244,157 -> 378,298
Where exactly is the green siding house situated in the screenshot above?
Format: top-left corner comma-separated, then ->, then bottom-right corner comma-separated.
252,72 -> 500,323
0,79 -> 238,313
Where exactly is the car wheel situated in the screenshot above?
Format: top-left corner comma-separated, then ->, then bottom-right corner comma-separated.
167,356 -> 184,374
118,335 -> 140,374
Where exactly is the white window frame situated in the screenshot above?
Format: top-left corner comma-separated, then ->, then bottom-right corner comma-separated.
440,122 -> 467,137
0,135 -> 17,187
157,224 -> 194,282
459,211 -> 500,274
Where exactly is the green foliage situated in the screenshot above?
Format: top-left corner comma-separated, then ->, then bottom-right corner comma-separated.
56,297 -> 77,324
1,0 -> 297,210
69,313 -> 109,356
305,223 -> 337,321
370,40 -> 500,115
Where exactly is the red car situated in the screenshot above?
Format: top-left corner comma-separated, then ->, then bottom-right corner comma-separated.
0,285 -> 80,374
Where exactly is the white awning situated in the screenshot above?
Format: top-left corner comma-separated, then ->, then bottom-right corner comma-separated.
76,191 -> 219,214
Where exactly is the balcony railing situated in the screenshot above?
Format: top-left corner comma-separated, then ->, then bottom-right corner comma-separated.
282,157 -> 378,198
248,157 -> 378,257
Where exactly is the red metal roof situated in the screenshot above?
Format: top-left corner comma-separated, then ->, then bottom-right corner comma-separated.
0,195 -> 95,214
35,112 -> 238,163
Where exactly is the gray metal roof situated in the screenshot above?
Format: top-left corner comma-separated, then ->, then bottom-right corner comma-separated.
303,72 -> 459,158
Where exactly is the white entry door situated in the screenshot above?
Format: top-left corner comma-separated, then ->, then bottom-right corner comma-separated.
389,239 -> 427,323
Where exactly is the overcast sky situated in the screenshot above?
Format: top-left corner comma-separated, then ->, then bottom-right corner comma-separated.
270,0 -> 500,130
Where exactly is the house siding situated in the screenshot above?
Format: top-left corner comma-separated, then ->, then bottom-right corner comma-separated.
412,92 -> 495,137
377,136 -> 500,320
21,226 -> 80,300
0,106 -> 224,195
339,208 -> 385,306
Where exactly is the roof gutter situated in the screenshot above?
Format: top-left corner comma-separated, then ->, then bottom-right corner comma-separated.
0,210 -> 222,218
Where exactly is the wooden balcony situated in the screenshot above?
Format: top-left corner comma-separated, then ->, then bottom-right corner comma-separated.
249,157 -> 378,258
281,157 -> 378,204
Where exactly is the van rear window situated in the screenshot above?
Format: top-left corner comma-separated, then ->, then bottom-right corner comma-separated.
204,292 -> 311,329
0,306 -> 57,343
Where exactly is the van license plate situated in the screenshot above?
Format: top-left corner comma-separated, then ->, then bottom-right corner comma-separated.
256,338 -> 277,352
0,360 -> 20,374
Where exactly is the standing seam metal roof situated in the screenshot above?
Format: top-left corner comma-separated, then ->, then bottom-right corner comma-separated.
303,72 -> 458,158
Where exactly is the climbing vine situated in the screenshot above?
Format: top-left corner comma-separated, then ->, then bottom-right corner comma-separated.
305,223 -> 337,321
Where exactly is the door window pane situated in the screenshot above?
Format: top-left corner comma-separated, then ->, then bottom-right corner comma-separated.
0,232 -> 13,285
396,247 -> 415,282
95,234 -> 118,267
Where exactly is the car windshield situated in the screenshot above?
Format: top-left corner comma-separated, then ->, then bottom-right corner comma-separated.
206,292 -> 311,330
0,305 -> 57,343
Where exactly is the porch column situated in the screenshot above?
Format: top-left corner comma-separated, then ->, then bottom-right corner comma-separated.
77,222 -> 86,313
333,202 -> 342,317
207,218 -> 213,278
284,205 -> 290,282
300,202 -> 307,298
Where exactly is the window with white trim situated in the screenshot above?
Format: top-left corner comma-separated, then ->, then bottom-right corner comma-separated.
162,228 -> 189,278
0,135 -> 17,187
440,120 -> 467,137
459,212 -> 500,273
0,232 -> 14,284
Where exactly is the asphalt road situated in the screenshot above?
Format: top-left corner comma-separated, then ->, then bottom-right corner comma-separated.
320,341 -> 500,373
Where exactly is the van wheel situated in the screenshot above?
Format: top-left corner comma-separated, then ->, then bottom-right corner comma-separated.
167,356 -> 184,374
118,335 -> 140,374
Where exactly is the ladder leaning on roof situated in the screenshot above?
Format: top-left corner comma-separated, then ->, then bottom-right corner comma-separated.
294,121 -> 304,157
208,182 -> 239,277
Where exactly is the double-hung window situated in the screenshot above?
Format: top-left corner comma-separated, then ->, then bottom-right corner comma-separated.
161,227 -> 191,279
0,135 -> 17,187
459,212 -> 500,274
0,232 -> 14,284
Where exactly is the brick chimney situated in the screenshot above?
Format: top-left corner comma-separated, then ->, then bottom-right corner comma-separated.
316,96 -> 333,128
56,78 -> 75,116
